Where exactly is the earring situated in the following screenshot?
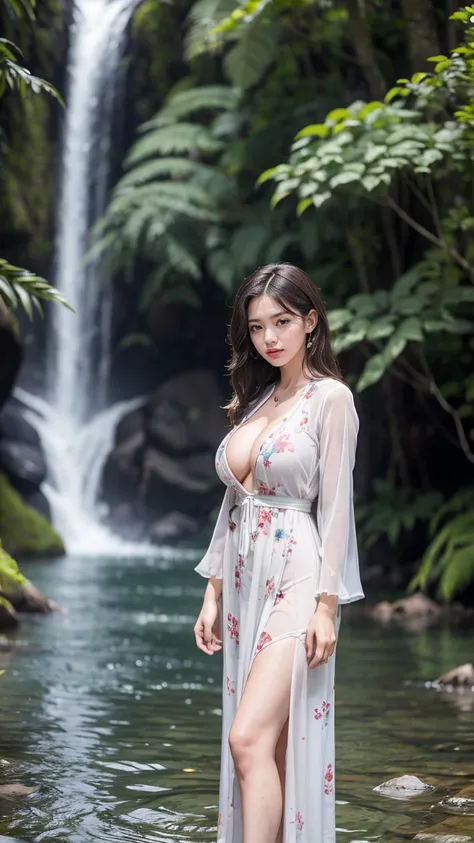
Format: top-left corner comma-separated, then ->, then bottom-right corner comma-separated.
306,333 -> 313,349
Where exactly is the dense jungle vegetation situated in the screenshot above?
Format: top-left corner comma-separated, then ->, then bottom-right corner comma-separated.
1,0 -> 474,602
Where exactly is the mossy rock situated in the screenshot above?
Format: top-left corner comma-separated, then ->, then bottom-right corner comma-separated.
0,473 -> 65,558
0,596 -> 19,630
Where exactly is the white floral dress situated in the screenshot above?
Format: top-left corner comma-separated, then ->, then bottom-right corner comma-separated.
195,377 -> 364,843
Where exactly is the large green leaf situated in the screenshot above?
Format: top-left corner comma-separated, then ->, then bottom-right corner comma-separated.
224,19 -> 279,89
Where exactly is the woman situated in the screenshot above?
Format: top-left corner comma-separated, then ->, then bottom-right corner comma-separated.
194,263 -> 364,843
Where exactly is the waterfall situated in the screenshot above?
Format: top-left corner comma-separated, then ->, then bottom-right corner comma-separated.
51,0 -> 137,420
15,0 -> 149,555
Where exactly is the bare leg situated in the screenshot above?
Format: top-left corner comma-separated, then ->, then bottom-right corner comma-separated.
275,718 -> 288,843
229,637 -> 296,843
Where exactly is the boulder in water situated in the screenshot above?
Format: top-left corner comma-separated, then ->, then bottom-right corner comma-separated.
370,594 -> 443,623
436,664 -> 474,689
374,775 -> 433,798
0,783 -> 35,798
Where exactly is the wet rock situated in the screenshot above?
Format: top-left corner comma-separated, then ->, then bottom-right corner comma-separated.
0,304 -> 22,413
436,664 -> 474,689
150,512 -> 200,544
0,783 -> 35,798
115,408 -> 145,446
24,488 -> 51,522
0,598 -> 19,630
143,448 -> 218,496
0,400 -> 40,448
0,440 -> 46,495
146,369 -> 227,453
8,581 -> 58,615
374,774 -> 433,799
434,795 -> 474,815
370,594 -> 443,629
415,834 -> 471,842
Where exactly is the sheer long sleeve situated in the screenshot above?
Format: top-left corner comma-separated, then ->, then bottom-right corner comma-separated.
315,385 -> 364,604
194,487 -> 233,580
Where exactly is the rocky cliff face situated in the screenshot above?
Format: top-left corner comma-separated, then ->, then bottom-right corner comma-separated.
102,368 -> 228,543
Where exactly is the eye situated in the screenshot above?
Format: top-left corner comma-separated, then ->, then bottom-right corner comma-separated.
249,324 -> 262,332
276,318 -> 290,326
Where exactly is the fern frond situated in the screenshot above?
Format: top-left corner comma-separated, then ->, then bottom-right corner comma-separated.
107,182 -> 216,220
119,157 -> 214,187
125,123 -> 224,166
165,236 -> 202,280
184,0 -> 240,61
439,546 -> 474,601
143,85 -> 240,130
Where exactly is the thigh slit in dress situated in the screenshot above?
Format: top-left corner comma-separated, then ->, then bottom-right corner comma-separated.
195,378 -> 364,843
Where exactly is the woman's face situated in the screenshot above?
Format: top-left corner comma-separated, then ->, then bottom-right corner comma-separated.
247,294 -> 317,368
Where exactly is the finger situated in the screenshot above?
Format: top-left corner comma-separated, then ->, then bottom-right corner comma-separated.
203,622 -> 214,644
309,639 -> 327,669
305,629 -> 315,661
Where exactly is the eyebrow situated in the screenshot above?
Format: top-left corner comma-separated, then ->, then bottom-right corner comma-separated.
248,310 -> 289,324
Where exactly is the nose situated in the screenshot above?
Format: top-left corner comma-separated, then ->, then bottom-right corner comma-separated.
264,327 -> 277,345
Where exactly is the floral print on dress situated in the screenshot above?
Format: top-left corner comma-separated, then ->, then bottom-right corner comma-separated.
296,812 -> 304,832
226,676 -> 236,696
324,763 -> 334,795
256,631 -> 272,652
260,427 -> 295,468
234,555 -> 244,593
257,480 -> 280,496
251,507 -> 276,541
275,588 -> 285,605
227,613 -> 239,645
264,576 -> 275,600
284,532 -> 297,558
314,700 -> 331,728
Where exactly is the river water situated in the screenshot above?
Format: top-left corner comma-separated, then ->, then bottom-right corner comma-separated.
0,554 -> 473,842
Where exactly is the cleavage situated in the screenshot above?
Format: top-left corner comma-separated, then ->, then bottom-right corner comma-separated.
226,415 -> 283,492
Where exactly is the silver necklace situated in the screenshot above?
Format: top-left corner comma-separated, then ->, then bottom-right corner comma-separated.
273,381 -> 308,403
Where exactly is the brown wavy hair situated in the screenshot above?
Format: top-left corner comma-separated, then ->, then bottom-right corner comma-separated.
225,263 -> 342,425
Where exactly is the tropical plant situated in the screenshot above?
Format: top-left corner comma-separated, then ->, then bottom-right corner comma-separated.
356,481 -> 443,549
0,0 -> 68,318
410,488 -> 474,600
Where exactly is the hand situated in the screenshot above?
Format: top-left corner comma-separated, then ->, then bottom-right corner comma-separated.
305,604 -> 337,669
194,599 -> 222,656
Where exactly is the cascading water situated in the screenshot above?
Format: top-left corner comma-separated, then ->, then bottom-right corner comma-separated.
15,0 -> 151,555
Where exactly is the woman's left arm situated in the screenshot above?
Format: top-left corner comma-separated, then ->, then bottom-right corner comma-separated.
306,384 -> 359,668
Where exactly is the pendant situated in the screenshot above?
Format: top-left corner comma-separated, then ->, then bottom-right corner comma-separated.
274,395 -> 279,402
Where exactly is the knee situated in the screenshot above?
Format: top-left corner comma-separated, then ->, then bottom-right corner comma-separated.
229,724 -> 259,773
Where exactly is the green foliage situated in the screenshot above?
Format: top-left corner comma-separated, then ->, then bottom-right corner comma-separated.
328,258 -> 474,391
356,481 -> 443,549
0,0 -> 68,318
0,258 -> 73,318
92,85 -> 240,306
0,36 -> 62,101
410,489 -> 474,600
101,0 -> 474,599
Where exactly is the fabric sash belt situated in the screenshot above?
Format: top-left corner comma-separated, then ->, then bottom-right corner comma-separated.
235,493 -> 312,513
230,493 -> 312,560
